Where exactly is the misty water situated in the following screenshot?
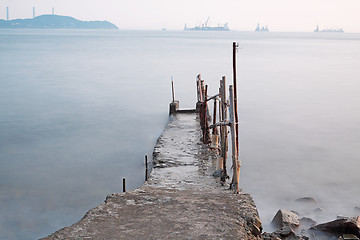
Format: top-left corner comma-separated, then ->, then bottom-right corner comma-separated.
0,29 -> 359,239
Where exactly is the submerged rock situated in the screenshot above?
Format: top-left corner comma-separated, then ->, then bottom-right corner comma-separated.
355,207 -> 360,215
295,197 -> 317,205
314,208 -> 325,214
299,217 -> 317,229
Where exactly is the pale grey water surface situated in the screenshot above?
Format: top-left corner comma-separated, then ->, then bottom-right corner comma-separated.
0,29 -> 359,239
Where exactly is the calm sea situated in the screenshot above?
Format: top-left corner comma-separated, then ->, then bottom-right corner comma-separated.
0,29 -> 359,239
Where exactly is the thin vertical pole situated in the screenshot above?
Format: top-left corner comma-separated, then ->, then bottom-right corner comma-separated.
218,85 -> 223,150
197,74 -> 203,102
122,178 -> 126,192
145,155 -> 148,182
233,42 -> 239,156
200,80 -> 205,102
229,85 -> 240,194
203,85 -> 210,144
220,76 -> 228,181
171,76 -> 175,103
196,75 -> 200,102
212,98 -> 218,135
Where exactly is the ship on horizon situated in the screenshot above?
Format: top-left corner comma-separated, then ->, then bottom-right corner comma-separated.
314,25 -> 344,32
255,23 -> 269,32
184,17 -> 230,31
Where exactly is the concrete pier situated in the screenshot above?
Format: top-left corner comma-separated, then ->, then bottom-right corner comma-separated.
41,113 -> 262,240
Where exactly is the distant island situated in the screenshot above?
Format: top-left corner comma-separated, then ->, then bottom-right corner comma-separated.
0,14 -> 118,29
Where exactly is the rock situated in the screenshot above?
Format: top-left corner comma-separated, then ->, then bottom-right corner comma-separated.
299,229 -> 310,239
277,226 -> 295,237
212,169 -> 222,177
314,208 -> 325,214
311,216 -> 360,238
355,207 -> 360,215
247,215 -> 263,236
295,197 -> 317,205
262,232 -> 281,240
263,226 -> 308,240
342,234 -> 360,240
272,209 -> 300,230
300,217 -> 316,229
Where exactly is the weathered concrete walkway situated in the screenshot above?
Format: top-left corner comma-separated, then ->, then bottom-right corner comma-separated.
42,113 -> 262,240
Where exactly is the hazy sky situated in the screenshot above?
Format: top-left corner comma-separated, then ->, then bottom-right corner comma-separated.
1,0 -> 360,32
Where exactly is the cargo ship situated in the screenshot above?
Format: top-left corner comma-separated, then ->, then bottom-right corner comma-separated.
184,17 -> 230,31
314,25 -> 344,32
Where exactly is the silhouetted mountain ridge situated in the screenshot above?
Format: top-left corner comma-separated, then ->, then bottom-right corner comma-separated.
0,14 -> 118,29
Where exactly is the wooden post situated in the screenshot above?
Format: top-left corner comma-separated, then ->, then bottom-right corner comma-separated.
200,79 -> 205,102
233,42 -> 239,157
229,85 -> 240,193
214,85 -> 223,175
145,155 -> 148,182
203,85 -> 210,144
197,74 -> 202,102
171,76 -> 175,103
169,78 -> 179,115
122,178 -> 126,193
196,75 -> 200,102
196,74 -> 203,112
212,98 -> 218,135
210,97 -> 219,149
220,76 -> 228,182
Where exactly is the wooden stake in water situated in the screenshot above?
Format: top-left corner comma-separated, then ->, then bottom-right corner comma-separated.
123,178 -> 126,193
171,76 -> 175,103
145,155 -> 148,182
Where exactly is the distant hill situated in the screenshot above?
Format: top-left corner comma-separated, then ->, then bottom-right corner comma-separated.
0,15 -> 118,29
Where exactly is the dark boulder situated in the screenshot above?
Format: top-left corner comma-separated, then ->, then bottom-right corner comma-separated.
311,216 -> 360,238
